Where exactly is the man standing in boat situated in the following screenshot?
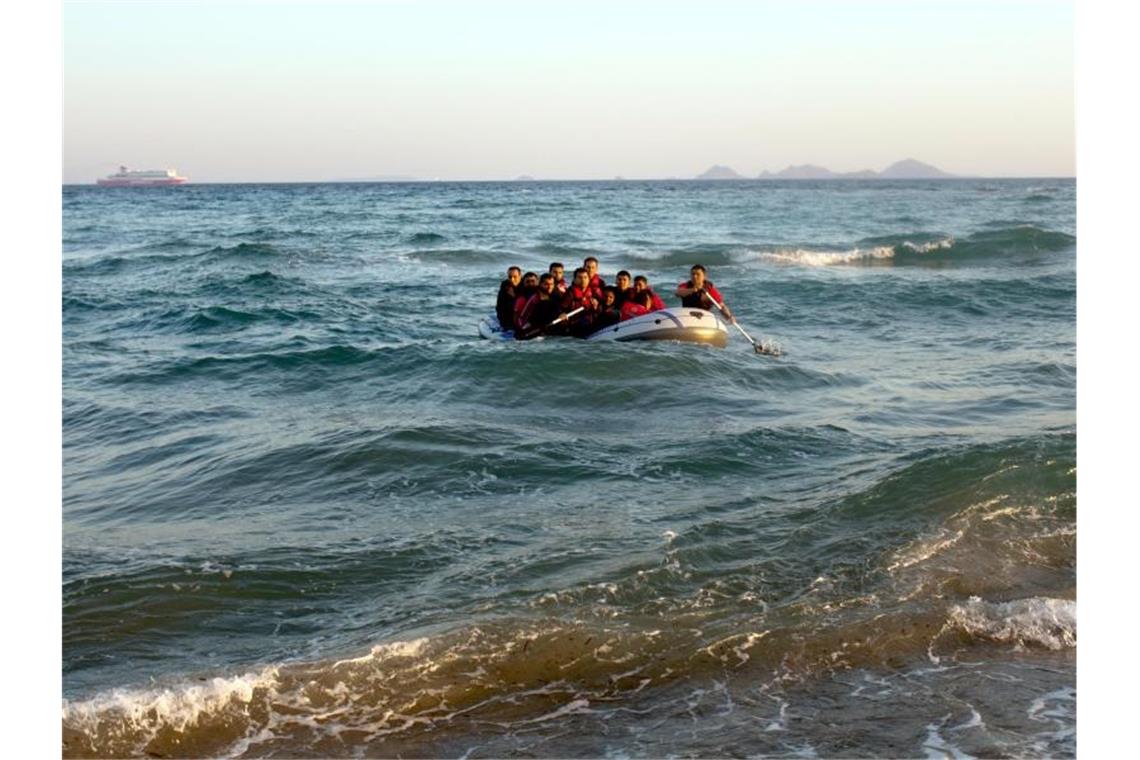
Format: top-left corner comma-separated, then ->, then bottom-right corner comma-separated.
675,264 -> 734,323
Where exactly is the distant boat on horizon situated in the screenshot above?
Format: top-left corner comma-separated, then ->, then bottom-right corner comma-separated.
97,166 -> 188,187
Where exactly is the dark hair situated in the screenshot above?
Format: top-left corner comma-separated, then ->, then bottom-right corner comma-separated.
616,270 -> 631,280
539,272 -> 554,284
603,285 -> 620,298
549,262 -> 564,272
523,271 -> 539,281
584,256 -> 599,266
573,267 -> 588,278
633,275 -> 648,285
508,266 -> 522,275
690,264 -> 707,274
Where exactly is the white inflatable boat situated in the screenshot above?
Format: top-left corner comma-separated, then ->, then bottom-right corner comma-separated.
478,307 -> 729,348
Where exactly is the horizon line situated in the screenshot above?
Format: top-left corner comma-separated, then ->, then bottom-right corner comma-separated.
64,175 -> 1077,186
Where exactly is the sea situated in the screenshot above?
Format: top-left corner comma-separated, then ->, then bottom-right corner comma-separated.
62,178 -> 1076,758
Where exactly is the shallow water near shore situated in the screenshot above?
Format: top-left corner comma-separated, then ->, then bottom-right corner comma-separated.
63,178 -> 1075,757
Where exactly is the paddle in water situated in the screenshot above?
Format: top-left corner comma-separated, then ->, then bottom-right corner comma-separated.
703,292 -> 782,356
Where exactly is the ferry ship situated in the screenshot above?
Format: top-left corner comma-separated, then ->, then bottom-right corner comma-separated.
96,166 -> 188,187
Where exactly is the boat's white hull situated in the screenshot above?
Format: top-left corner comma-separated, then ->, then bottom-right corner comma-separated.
478,314 -> 515,341
477,308 -> 728,347
586,308 -> 728,347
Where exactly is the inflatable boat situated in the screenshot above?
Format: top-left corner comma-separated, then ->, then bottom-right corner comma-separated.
478,307 -> 729,348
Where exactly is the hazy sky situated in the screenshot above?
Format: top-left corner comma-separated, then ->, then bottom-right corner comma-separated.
63,0 -> 1074,182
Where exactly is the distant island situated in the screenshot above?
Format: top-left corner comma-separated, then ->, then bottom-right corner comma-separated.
698,158 -> 955,180
695,165 -> 746,180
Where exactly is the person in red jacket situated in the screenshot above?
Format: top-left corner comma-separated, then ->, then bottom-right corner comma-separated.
620,288 -> 653,321
633,275 -> 666,312
561,267 -> 601,337
675,264 -> 734,322
583,256 -> 605,299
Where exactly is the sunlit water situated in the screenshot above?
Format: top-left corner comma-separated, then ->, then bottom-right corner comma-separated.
63,178 -> 1075,757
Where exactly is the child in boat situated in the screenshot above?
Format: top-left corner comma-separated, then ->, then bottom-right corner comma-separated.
596,286 -> 623,329
675,265 -> 734,322
496,266 -> 522,331
633,275 -> 666,311
549,262 -> 568,294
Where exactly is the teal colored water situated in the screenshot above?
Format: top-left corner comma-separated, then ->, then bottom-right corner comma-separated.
62,179 -> 1075,758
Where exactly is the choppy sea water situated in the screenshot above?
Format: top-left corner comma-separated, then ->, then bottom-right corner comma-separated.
62,179 -> 1075,758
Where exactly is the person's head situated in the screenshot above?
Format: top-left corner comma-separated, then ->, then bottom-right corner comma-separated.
633,275 -> 649,293
507,266 -> 522,286
584,256 -> 599,277
538,272 -> 555,294
522,271 -> 539,289
616,270 -> 632,291
549,262 -> 565,281
690,265 -> 707,289
602,286 -> 619,307
573,267 -> 590,289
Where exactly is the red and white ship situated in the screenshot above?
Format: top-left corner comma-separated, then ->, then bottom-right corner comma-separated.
97,166 -> 188,187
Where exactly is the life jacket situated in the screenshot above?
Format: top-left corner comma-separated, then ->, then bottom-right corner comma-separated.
679,280 -> 724,310
646,288 -> 666,312
620,300 -> 649,321
562,285 -> 598,315
588,274 -> 605,301
513,287 -> 537,329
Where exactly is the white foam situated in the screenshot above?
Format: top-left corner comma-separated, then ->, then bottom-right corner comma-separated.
887,529 -> 965,571
902,238 -> 955,253
332,636 -> 430,666
923,716 -> 976,759
948,597 -> 1076,650
749,236 -> 954,266
758,246 -> 897,267
63,666 -> 280,736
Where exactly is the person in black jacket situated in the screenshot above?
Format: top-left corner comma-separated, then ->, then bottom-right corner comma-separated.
495,266 -> 522,330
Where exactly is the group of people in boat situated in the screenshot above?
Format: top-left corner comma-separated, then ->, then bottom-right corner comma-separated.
495,257 -> 735,339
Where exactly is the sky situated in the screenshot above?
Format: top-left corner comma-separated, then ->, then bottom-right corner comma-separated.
62,0 -> 1074,183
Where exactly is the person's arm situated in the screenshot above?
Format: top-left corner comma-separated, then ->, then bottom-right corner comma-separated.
706,284 -> 734,322
675,280 -> 697,298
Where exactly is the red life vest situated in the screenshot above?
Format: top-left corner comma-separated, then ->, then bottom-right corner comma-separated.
678,281 -> 724,310
620,300 -> 649,321
562,285 -> 598,314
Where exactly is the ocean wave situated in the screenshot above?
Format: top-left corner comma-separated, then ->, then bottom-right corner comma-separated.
748,226 -> 1073,267
946,597 -> 1076,650
62,589 -> 1075,758
407,231 -> 447,244
402,247 -> 508,264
